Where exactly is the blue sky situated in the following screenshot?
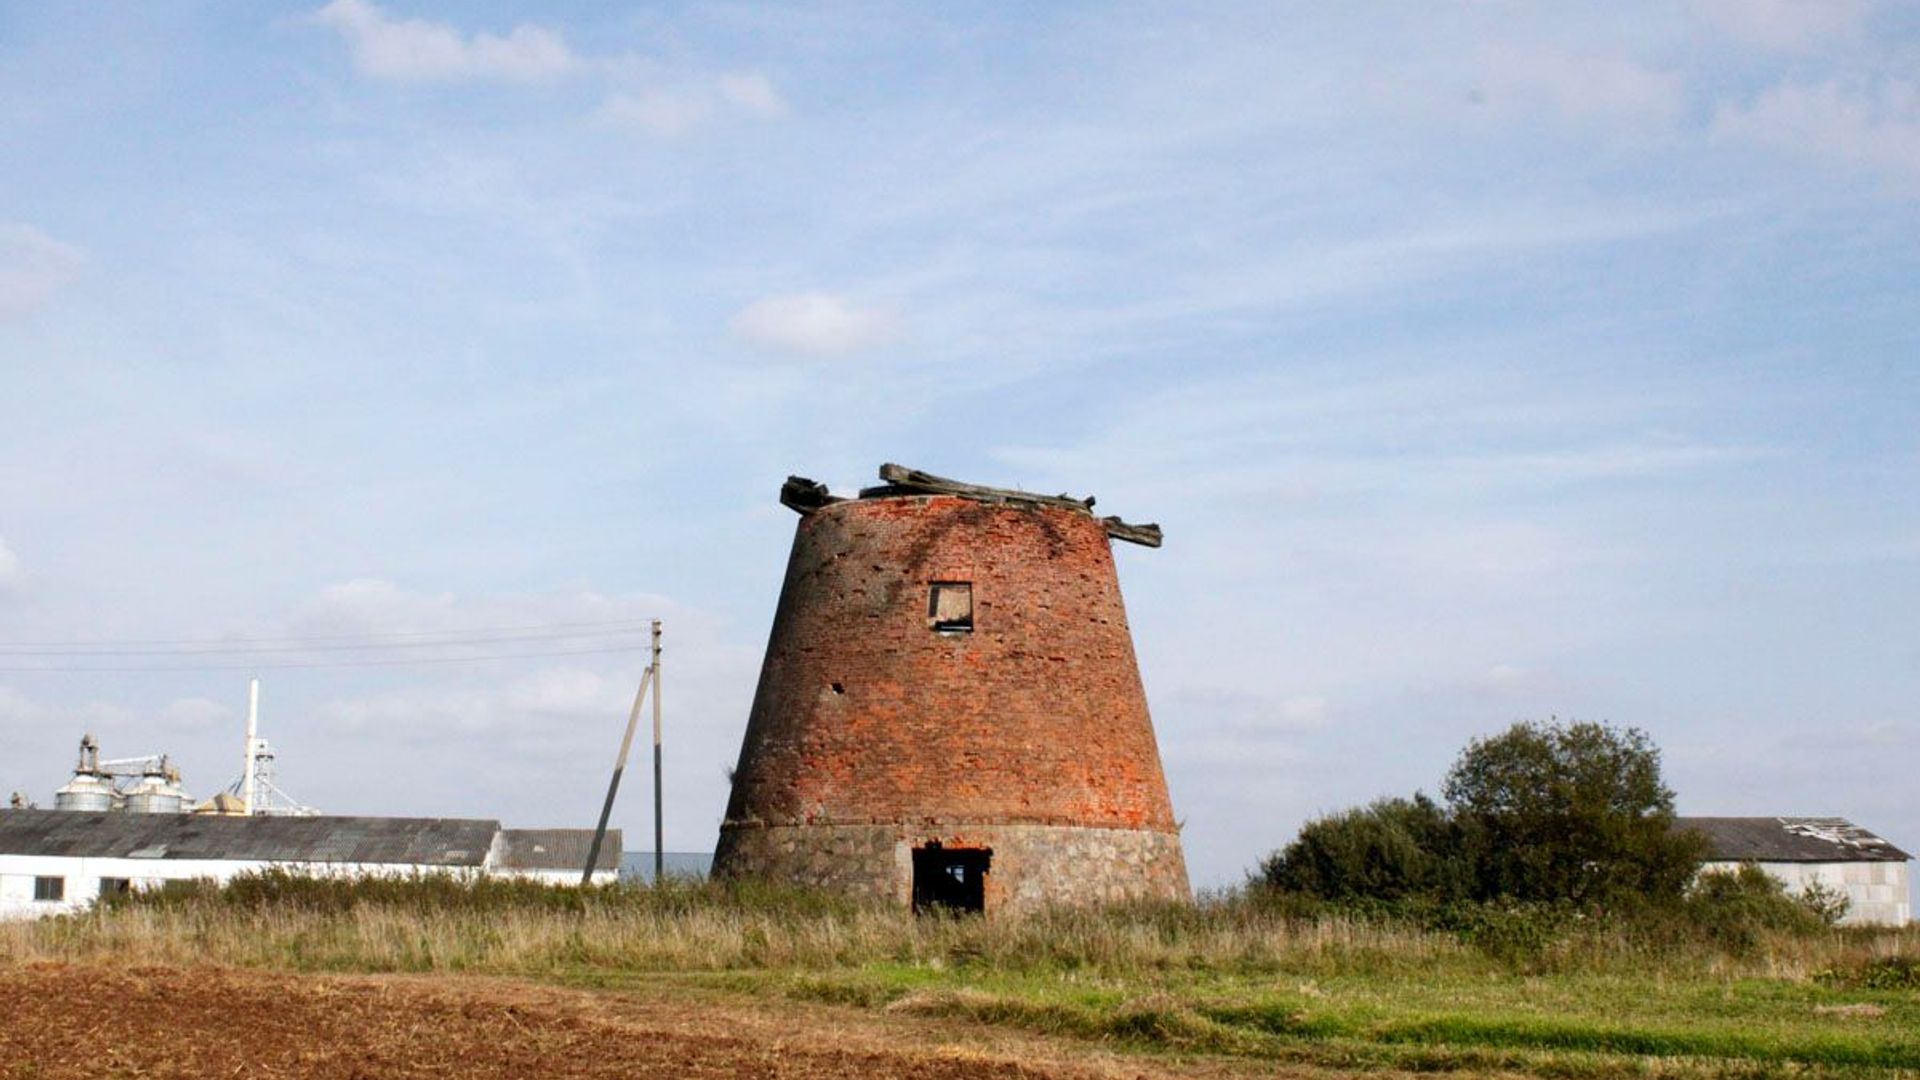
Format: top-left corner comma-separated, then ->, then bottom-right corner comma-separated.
1,2 -> 1915,886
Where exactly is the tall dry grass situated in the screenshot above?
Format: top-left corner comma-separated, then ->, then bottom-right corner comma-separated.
2,894 -> 1458,978
2,872 -> 1913,983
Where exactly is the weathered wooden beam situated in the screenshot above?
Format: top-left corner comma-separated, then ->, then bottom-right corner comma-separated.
779,475 -> 843,514
875,463 -> 1163,548
875,463 -> 1095,511
1102,518 -> 1163,548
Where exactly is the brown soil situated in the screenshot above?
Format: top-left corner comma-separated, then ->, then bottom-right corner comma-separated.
0,964 -> 1288,1080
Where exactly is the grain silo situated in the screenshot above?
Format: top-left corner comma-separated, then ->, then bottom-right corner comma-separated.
713,465 -> 1188,913
52,737 -> 115,812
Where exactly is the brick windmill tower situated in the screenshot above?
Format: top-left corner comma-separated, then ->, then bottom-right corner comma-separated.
714,464 -> 1188,913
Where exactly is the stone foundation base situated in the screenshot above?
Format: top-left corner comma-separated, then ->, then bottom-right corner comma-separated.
713,821 -> 1188,913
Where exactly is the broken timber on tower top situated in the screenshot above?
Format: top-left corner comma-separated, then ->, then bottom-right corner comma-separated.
777,463 -> 1164,548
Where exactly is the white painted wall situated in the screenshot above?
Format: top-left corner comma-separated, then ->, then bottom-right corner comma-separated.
1703,859 -> 1911,926
497,868 -> 618,885
0,853 -> 616,921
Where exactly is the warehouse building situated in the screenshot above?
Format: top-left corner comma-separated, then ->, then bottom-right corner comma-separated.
1682,816 -> 1910,926
0,809 -> 618,920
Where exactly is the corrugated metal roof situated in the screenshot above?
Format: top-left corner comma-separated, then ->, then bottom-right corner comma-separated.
0,809 -> 499,866
1680,816 -> 1911,863
498,828 -> 620,871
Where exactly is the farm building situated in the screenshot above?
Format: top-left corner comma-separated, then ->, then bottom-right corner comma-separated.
0,809 -> 619,920
1681,816 -> 1910,926
714,464 -> 1188,915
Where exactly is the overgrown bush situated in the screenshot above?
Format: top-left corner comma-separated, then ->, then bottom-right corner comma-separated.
1797,881 -> 1853,926
1680,863 -> 1841,948
1260,720 -> 1708,913
1429,900 -> 1575,964
1247,720 -> 1876,959
103,866 -> 870,921
1820,955 -> 1920,990
1256,794 -> 1470,904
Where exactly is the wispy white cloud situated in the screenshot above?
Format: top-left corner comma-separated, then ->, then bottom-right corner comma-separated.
314,663 -> 637,738
596,88 -> 712,139
597,69 -> 790,138
730,292 -> 896,356
1468,44 -> 1683,130
1689,0 -> 1873,51
1108,206 -> 1709,334
0,537 -> 18,591
315,672 -> 626,735
312,0 -> 574,83
1466,664 -> 1566,699
0,687 -> 138,748
993,367 -> 1767,512
286,577 -> 462,637
505,667 -> 619,716
1712,79 -> 1920,190
0,223 -> 83,319
1167,687 -> 1330,735
158,696 -> 233,732
716,71 -> 789,119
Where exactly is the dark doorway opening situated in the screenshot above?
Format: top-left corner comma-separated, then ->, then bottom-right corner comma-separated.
912,842 -> 991,914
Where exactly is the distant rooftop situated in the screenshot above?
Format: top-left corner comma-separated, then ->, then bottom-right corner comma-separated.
499,828 -> 620,872
1680,816 -> 1910,863
0,809 -> 499,866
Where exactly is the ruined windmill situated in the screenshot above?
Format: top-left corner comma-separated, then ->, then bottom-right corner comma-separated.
713,464 -> 1188,914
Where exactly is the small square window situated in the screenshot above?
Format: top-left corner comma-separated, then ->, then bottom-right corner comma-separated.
33,876 -> 64,902
928,582 -> 973,632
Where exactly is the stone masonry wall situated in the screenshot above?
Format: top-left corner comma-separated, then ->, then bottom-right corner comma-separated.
715,821 -> 1188,911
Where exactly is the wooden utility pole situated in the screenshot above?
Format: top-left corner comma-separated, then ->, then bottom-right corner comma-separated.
650,618 -> 664,885
583,619 -> 663,886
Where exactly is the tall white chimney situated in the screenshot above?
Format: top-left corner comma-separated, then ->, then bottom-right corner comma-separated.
241,677 -> 259,816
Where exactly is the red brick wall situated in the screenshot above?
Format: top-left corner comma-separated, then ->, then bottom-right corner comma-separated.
723,495 -> 1179,832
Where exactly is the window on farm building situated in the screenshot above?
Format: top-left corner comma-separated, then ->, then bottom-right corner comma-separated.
33,876 -> 64,902
928,582 -> 973,632
99,877 -> 132,897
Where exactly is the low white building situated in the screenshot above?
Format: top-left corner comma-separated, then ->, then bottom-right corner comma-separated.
1681,816 -> 1910,926
495,828 -> 624,885
0,809 -> 619,920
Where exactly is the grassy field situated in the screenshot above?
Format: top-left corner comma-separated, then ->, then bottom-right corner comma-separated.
4,874 -> 1917,1077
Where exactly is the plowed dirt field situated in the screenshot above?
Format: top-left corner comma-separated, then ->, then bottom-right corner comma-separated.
0,965 -> 1268,1079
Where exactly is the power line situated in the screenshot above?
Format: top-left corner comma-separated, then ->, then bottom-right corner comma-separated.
0,617 -> 661,656
0,643 -> 650,674
0,626 -> 656,658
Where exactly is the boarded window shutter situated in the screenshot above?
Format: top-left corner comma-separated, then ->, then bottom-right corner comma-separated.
929,583 -> 973,630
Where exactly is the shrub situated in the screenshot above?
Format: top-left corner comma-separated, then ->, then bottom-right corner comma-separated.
1680,863 -> 1831,949
102,866 -> 873,921
1797,880 -> 1852,927
1820,956 -> 1920,990
1256,795 -> 1469,904
1260,720 -> 1709,914
1433,900 -> 1574,963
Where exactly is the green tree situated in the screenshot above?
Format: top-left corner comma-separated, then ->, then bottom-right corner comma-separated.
1257,794 -> 1469,903
1441,719 -> 1706,906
